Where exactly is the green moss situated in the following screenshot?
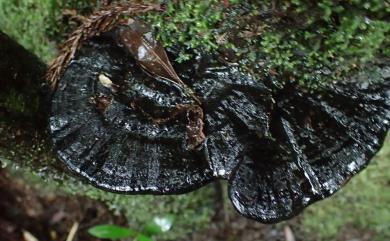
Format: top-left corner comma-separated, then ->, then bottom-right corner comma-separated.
0,0 -> 58,62
1,88 -> 27,113
0,88 -> 41,117
143,0 -> 227,62
2,0 -> 388,88
241,1 -> 390,88
0,0 -> 101,62
3,0 -> 387,89
301,134 -> 390,241
143,0 -> 389,88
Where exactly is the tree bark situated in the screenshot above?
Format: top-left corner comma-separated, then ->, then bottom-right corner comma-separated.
0,31 -> 61,174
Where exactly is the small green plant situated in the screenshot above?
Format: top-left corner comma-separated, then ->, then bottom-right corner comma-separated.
88,214 -> 176,241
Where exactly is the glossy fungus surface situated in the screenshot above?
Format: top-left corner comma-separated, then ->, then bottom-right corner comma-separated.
228,78 -> 390,222
50,28 -> 390,222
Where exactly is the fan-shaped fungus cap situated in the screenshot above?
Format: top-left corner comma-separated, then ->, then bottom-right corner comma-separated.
228,78 -> 390,222
50,32 -> 214,193
49,25 -> 390,222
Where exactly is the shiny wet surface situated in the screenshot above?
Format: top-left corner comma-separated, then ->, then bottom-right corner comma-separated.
50,31 -> 390,222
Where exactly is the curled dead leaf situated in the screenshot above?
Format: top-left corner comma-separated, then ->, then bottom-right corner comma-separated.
116,19 -> 184,86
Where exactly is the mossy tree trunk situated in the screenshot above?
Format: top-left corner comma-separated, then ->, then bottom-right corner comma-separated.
0,31 -> 62,173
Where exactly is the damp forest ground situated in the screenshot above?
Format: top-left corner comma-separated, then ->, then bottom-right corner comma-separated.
0,0 -> 390,241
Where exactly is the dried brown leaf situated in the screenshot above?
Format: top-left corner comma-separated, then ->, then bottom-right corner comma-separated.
116,19 -> 184,86
46,2 -> 163,91
95,95 -> 113,113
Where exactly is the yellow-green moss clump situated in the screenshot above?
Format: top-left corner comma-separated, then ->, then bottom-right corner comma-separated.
3,0 -> 388,89
144,0 -> 390,88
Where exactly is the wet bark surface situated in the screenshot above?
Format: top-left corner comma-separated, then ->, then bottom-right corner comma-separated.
0,31 -> 62,179
0,31 -> 64,177
50,29 -> 390,222
0,31 -> 48,126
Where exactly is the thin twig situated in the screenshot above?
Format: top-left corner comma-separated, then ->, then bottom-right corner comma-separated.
284,225 -> 296,241
22,230 -> 39,241
66,222 -> 79,241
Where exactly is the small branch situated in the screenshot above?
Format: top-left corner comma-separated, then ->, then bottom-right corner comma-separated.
66,222 -> 80,241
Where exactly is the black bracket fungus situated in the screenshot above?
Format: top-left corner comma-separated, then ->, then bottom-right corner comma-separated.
228,79 -> 390,222
48,6 -> 390,223
50,33 -> 213,194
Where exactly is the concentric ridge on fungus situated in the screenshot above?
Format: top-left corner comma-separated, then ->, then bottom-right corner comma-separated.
48,6 -> 390,223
